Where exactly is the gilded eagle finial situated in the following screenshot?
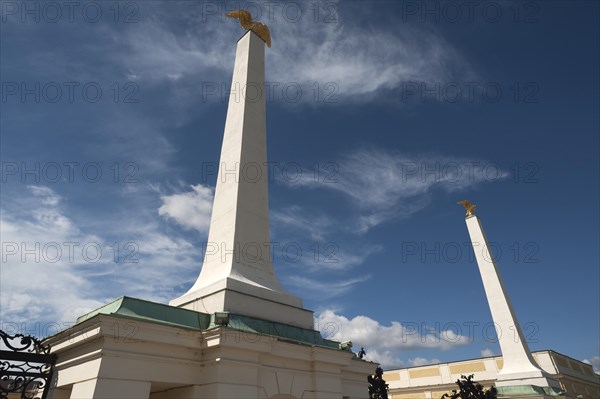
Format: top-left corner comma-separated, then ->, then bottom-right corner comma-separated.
457,200 -> 477,217
225,10 -> 271,48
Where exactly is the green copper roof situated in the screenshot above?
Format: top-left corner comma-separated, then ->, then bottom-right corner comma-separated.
218,313 -> 341,350
496,385 -> 566,397
77,297 -> 345,352
77,296 -> 211,330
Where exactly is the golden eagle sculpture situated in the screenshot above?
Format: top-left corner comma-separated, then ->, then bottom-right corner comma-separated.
457,200 -> 477,217
225,10 -> 271,48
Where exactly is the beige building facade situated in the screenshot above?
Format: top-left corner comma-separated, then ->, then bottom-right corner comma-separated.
47,297 -> 374,399
384,351 -> 599,399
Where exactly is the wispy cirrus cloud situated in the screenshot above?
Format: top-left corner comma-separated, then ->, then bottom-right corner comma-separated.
271,205 -> 383,272
286,275 -> 371,299
271,206 -> 335,241
319,245 -> 382,271
287,147 -> 506,232
118,1 -> 473,103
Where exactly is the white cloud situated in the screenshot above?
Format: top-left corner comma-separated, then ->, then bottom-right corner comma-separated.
1,186 -> 103,327
408,357 -> 442,367
480,348 -> 496,357
366,350 -> 406,369
29,185 -> 62,206
288,148 -> 506,232
583,356 -> 600,374
357,349 -> 440,369
316,309 -> 469,368
0,186 -> 202,331
158,184 -> 214,233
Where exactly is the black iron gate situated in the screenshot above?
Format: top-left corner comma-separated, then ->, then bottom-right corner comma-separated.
0,330 -> 57,399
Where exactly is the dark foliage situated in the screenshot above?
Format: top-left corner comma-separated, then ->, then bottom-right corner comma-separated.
441,374 -> 497,399
368,366 -> 389,399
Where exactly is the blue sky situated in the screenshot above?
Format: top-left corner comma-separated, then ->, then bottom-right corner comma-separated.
1,1 -> 598,371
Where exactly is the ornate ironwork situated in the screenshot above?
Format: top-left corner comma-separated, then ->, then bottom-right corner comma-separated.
0,330 -> 56,399
368,366 -> 389,399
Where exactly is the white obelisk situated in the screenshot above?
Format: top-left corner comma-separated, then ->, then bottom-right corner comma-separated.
464,209 -> 561,394
171,30 -> 313,329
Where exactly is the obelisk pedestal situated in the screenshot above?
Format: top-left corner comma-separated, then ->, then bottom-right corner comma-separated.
170,30 -> 313,329
465,214 -> 563,397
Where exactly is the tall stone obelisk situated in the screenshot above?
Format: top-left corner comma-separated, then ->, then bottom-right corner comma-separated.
170,28 -> 313,329
460,202 -> 562,396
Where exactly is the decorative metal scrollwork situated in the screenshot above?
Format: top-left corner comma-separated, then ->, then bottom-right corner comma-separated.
0,330 -> 56,399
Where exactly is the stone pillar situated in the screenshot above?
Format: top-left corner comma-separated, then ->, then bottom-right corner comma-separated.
186,29 -> 274,292
465,215 -> 561,395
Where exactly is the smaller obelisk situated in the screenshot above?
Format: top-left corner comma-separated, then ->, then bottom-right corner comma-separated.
459,201 -> 561,396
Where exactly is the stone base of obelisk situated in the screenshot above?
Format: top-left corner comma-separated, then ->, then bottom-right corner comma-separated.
46,297 -> 375,399
170,277 -> 315,329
